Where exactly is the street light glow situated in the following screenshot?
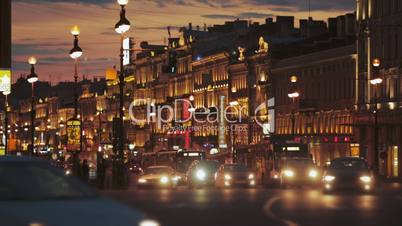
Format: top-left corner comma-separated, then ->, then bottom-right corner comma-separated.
70,25 -> 80,36
372,58 -> 381,67
117,0 -> 129,6
288,92 -> 299,98
70,51 -> 83,59
370,77 -> 383,85
28,56 -> 37,65
115,24 -> 130,34
230,101 -> 239,106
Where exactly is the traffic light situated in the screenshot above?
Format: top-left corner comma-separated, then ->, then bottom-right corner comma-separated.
168,50 -> 177,73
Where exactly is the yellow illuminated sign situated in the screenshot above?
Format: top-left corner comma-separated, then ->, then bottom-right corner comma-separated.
0,70 -> 11,94
67,119 -> 81,151
106,68 -> 117,81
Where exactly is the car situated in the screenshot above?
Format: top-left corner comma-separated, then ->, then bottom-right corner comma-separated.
186,160 -> 220,189
0,156 -> 154,226
128,164 -> 143,174
323,157 -> 375,193
280,158 -> 320,188
215,164 -> 256,188
137,166 -> 179,189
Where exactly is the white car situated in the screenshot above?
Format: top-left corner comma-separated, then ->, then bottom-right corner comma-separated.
0,156 -> 158,226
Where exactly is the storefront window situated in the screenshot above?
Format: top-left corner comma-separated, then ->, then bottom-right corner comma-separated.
393,146 -> 399,177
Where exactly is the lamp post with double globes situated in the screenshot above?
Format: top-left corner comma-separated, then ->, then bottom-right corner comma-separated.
69,25 -> 83,176
27,56 -> 38,156
114,0 -> 131,188
115,0 -> 131,160
69,25 -> 83,118
370,58 -> 383,174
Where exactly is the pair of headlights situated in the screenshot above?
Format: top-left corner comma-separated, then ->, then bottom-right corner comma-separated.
323,175 -> 372,183
282,169 -> 319,178
223,173 -> 255,180
138,176 -> 173,184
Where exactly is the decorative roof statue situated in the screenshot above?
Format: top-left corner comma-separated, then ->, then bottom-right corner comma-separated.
256,36 -> 269,54
238,46 -> 246,61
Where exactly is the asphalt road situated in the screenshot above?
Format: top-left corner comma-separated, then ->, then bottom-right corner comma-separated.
103,183 -> 402,226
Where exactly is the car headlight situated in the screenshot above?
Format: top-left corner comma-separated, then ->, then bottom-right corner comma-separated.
138,178 -> 147,183
324,175 -> 335,182
65,170 -> 71,176
248,173 -> 255,180
224,174 -> 232,180
283,169 -> 294,177
360,176 -> 372,183
160,176 -> 169,184
172,176 -> 181,182
196,170 -> 206,180
308,170 -> 318,178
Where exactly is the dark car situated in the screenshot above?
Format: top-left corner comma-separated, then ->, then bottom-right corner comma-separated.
323,157 -> 374,193
280,158 -> 320,187
215,164 -> 256,188
0,156 -> 152,226
186,160 -> 220,189
128,164 -> 143,174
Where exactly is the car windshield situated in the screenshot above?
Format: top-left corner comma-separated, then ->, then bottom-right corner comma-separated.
0,162 -> 98,201
286,159 -> 314,168
224,165 -> 248,172
145,167 -> 174,174
329,159 -> 368,170
197,161 -> 220,171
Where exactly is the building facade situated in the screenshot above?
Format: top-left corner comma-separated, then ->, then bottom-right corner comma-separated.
357,0 -> 402,178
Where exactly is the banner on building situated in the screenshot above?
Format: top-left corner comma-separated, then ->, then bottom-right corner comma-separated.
0,69 -> 11,94
66,118 -> 81,151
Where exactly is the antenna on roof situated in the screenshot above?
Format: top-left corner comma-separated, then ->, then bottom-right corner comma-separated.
308,0 -> 311,18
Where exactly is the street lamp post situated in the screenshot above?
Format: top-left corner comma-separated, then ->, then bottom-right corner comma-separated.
69,25 -> 83,118
370,58 -> 383,174
27,56 -> 38,156
115,0 -> 131,160
113,0 -> 131,188
69,25 -> 83,176
189,95 -> 195,149
287,76 -> 299,137
3,92 -> 10,156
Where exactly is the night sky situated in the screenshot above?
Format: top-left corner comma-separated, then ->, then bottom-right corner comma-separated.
12,0 -> 354,83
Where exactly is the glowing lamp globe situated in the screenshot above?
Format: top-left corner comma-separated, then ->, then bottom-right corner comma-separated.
115,23 -> 130,34
370,77 -> 383,85
28,56 -> 37,65
372,58 -> 381,68
70,50 -> 83,59
27,73 -> 38,84
70,25 -> 80,36
117,0 -> 129,6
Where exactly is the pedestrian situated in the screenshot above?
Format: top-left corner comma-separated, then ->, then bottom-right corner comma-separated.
82,159 -> 89,182
97,158 -> 106,189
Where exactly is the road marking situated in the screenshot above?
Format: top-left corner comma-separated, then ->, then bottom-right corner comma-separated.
263,197 -> 299,226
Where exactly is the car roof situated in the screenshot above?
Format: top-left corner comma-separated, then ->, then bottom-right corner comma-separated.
332,157 -> 365,161
223,164 -> 246,167
146,166 -> 172,169
0,156 -> 46,163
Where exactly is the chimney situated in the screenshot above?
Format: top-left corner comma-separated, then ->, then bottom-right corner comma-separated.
196,25 -> 200,31
189,23 -> 192,31
204,23 -> 207,31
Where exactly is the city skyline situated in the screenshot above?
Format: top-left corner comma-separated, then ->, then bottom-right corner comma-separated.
12,0 -> 354,83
